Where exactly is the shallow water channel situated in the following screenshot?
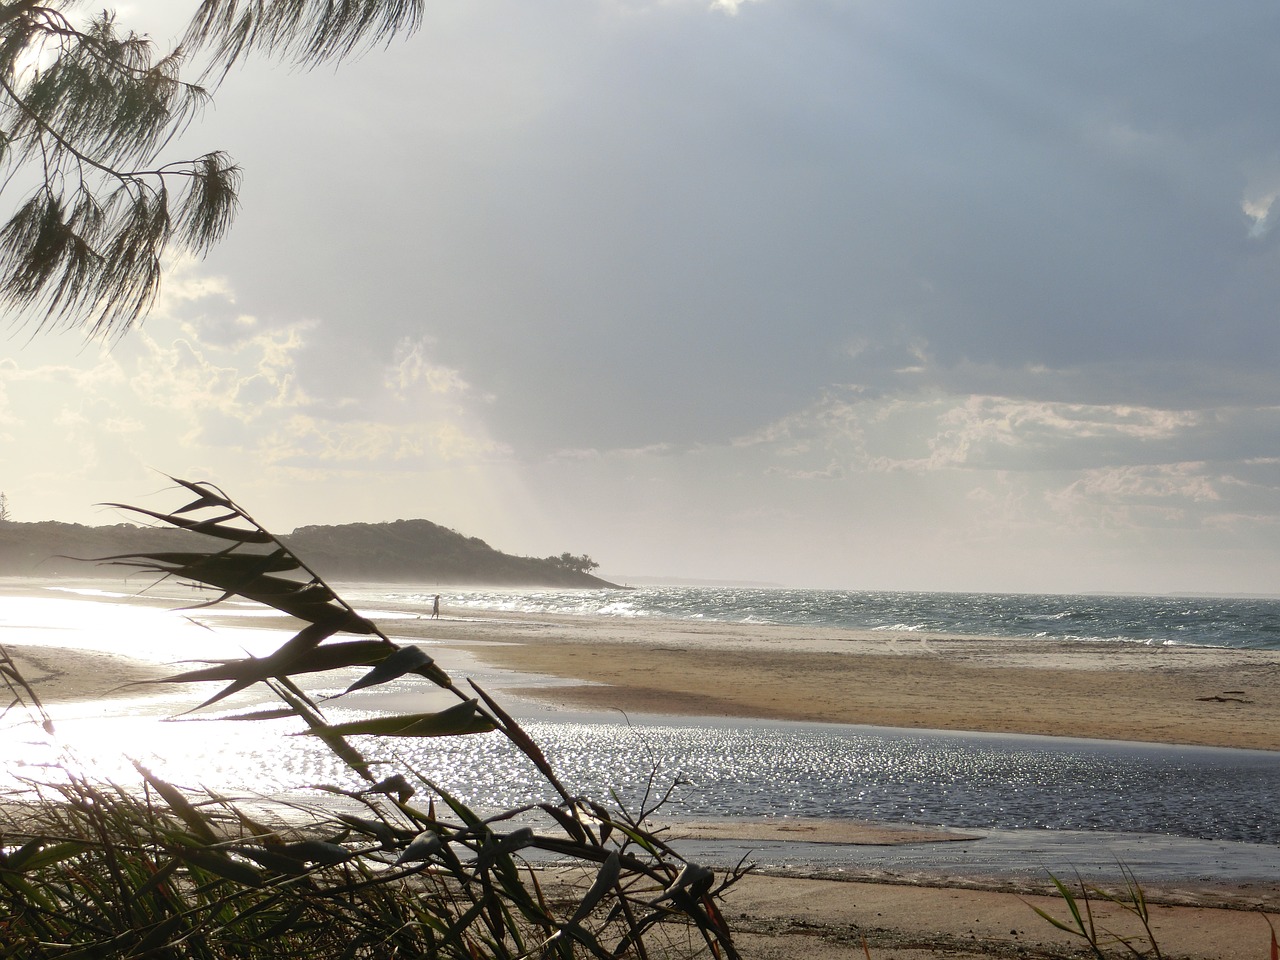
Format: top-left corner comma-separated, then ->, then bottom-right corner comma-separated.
18,701 -> 1280,885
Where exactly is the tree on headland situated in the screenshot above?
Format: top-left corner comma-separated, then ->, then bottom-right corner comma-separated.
0,491 -> 9,521
547,551 -> 600,575
0,0 -> 422,337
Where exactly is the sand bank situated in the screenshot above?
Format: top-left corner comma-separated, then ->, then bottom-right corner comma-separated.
5,645 -> 172,703
378,610 -> 1280,752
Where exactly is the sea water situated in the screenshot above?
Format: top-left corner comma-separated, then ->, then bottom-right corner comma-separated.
340,583 -> 1280,649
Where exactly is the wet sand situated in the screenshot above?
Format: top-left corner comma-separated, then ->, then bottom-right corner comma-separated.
5,645 -> 171,703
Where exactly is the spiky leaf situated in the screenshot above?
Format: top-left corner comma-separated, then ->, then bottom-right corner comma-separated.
308,700 -> 497,738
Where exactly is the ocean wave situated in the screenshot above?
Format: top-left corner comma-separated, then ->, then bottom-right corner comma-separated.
338,585 -> 1280,650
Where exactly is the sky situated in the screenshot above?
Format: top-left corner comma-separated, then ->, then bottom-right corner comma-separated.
3,0 -> 1280,594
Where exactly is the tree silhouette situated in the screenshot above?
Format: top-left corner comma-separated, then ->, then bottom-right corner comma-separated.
548,551 -> 600,575
0,1 -> 422,337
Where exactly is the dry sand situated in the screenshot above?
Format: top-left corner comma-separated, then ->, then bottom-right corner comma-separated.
6,591 -> 1280,958
718,872 -> 1277,960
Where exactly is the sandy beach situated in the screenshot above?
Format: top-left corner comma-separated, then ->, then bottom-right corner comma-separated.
5,586 -> 1280,958
378,609 -> 1280,752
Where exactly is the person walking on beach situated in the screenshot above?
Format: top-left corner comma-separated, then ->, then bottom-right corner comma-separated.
432,594 -> 440,619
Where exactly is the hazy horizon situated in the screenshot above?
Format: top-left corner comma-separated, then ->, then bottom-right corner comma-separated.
6,2 -> 1280,596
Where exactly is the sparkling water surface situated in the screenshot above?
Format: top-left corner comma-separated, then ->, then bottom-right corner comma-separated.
25,703 -> 1280,845
19,705 -> 1280,880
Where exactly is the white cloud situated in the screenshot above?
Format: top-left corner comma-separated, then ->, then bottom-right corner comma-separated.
266,416 -> 437,464
916,397 -> 1204,468
735,391 -> 1210,478
709,0 -> 762,14
152,259 -> 239,314
384,337 -> 477,399
0,374 -> 15,428
128,325 -> 311,427
1054,463 -> 1220,506
1041,463 -> 1224,534
547,442 -> 676,462
606,0 -> 763,14
1242,189 -> 1278,239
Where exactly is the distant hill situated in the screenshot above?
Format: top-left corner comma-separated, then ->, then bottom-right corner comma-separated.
0,519 -> 617,588
284,520 -> 615,587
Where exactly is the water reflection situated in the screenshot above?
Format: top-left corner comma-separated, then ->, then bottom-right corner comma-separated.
12,703 -> 1279,848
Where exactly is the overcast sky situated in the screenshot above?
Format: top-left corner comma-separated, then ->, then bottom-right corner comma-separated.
4,0 -> 1280,594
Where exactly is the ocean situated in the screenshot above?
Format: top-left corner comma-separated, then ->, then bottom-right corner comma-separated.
342,583 -> 1280,649
5,581 -> 1280,882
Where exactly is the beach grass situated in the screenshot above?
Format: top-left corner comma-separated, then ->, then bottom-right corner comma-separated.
0,478 -> 742,958
1029,868 -> 1164,959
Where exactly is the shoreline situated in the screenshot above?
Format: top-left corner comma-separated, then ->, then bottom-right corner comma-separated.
9,581 -> 1280,751
5,584 -> 1280,958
